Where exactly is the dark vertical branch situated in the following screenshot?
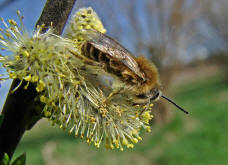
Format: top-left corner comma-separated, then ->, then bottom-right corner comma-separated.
36,0 -> 76,33
0,0 -> 76,160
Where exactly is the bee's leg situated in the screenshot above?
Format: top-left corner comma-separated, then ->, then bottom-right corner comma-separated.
68,49 -> 103,67
103,87 -> 124,104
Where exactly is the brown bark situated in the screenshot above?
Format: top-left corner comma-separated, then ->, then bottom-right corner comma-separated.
0,0 -> 76,160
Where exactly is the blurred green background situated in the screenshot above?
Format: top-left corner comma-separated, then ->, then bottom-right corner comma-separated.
0,0 -> 228,165
14,69 -> 228,165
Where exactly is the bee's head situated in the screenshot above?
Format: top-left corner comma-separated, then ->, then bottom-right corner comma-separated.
135,88 -> 189,114
134,88 -> 162,104
148,88 -> 162,102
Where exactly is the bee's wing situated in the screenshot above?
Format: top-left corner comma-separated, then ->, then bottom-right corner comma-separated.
83,30 -> 145,79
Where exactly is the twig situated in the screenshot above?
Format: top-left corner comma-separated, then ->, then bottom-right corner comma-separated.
0,0 -> 76,159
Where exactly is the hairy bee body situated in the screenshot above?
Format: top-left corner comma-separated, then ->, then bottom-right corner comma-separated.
82,42 -> 140,84
81,30 -> 161,104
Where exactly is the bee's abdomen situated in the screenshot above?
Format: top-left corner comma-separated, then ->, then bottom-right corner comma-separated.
82,42 -> 98,61
81,42 -> 138,83
82,42 -> 113,63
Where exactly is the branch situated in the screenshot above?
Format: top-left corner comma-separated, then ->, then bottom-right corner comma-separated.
0,0 -> 76,160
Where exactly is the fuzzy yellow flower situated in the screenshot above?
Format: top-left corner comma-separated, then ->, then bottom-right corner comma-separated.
0,8 -> 154,150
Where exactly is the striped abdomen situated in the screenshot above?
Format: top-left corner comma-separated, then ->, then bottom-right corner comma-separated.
82,42 -> 110,64
81,42 -> 139,83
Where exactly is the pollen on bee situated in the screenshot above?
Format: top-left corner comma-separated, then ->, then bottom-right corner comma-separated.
0,7 -> 156,151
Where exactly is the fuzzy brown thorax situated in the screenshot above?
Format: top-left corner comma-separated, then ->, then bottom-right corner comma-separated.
134,56 -> 160,95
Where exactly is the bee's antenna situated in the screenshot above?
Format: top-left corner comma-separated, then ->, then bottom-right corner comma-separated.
161,95 -> 189,114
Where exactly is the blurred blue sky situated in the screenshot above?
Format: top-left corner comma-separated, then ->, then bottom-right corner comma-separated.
0,0 -> 46,109
0,0 -> 227,110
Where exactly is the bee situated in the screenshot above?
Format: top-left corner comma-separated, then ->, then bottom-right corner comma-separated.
73,30 -> 188,114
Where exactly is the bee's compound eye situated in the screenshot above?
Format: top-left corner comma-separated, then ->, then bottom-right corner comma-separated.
155,92 -> 160,98
136,94 -> 148,99
150,88 -> 161,101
